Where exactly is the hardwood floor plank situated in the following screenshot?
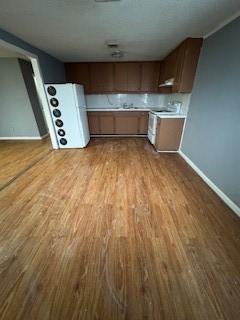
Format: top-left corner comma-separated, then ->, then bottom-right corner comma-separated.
0,138 -> 239,319
0,138 -> 51,190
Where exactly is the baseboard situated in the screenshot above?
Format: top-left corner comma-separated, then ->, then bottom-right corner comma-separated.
156,150 -> 178,153
41,133 -> 49,139
179,151 -> 240,217
0,134 -> 49,140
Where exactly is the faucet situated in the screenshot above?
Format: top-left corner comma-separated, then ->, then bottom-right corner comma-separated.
121,103 -> 134,109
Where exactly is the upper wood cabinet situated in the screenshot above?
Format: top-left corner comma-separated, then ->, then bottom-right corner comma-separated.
65,38 -> 202,94
174,38 -> 203,93
164,50 -> 178,81
90,63 -> 114,93
114,62 -> 141,92
141,62 -> 160,92
66,62 -> 146,93
114,63 -> 128,91
126,63 -> 142,92
65,63 -> 90,93
65,61 -> 161,94
158,38 -> 203,93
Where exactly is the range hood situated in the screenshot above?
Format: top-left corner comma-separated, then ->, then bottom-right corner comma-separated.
159,78 -> 175,87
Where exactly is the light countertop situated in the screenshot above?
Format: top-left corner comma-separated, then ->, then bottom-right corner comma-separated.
87,108 -> 150,112
156,115 -> 187,118
87,108 -> 187,118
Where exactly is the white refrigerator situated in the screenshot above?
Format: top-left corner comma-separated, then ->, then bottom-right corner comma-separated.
45,83 -> 90,148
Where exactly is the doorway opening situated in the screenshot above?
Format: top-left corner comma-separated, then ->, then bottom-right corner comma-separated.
0,42 -> 57,189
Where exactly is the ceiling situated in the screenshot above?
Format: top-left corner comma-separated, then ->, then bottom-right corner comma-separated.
0,46 -> 26,59
0,0 -> 239,62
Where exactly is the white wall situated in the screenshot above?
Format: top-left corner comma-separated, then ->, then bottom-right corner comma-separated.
0,58 -> 40,138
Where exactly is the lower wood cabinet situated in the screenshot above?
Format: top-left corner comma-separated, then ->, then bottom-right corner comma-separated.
87,111 -> 148,135
115,112 -> 139,135
87,112 -> 100,134
155,118 -> 185,151
99,113 -> 115,134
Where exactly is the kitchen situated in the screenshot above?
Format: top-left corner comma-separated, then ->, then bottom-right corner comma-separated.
1,1 -> 240,319
46,38 -> 202,152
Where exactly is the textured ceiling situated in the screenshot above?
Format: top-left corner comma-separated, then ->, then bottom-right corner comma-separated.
0,0 -> 239,62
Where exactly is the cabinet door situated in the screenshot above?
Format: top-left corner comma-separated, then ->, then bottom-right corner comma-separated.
114,63 -> 128,91
158,46 -> 179,93
155,118 -> 185,151
87,112 -> 101,134
114,112 -> 147,134
65,63 -> 90,93
158,61 -> 172,93
127,63 -> 141,92
90,63 -> 114,93
158,38 -> 203,93
174,38 -> 203,93
165,49 -> 178,80
99,112 -> 115,134
141,62 -> 160,92
114,63 -> 142,92
138,112 -> 149,134
115,113 -> 139,134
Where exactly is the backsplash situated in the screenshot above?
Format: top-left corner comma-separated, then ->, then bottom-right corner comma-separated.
163,93 -> 191,114
86,93 -> 191,114
86,94 -> 164,109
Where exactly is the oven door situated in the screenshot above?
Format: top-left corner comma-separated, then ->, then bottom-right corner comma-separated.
148,130 -> 156,145
148,112 -> 158,134
148,112 -> 157,145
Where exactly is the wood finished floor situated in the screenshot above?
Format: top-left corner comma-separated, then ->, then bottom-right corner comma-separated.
0,138 -> 239,320
0,138 -> 51,190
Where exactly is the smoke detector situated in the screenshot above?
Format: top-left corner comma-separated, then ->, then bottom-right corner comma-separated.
111,50 -> 124,58
106,41 -> 119,49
